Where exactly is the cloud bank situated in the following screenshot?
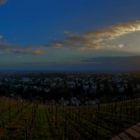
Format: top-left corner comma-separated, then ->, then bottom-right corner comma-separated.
1,20 -> 140,56
63,20 -> 140,50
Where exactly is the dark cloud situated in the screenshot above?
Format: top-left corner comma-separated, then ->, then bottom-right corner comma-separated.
80,56 -> 140,71
82,56 -> 140,65
0,42 -> 47,55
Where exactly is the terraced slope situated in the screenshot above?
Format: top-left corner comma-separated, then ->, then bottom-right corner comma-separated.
0,97 -> 139,140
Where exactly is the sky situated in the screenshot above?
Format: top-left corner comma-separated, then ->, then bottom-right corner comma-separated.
0,0 -> 140,71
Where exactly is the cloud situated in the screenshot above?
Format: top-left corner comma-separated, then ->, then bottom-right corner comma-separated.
118,44 -> 124,49
50,40 -> 63,48
62,20 -> 140,50
79,56 -> 140,71
0,33 -> 47,56
82,56 -> 140,64
0,0 -> 7,5
0,35 -> 4,39
87,20 -> 140,38
0,42 -> 47,55
1,20 -> 140,56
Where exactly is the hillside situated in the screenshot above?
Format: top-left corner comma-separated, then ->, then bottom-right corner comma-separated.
0,97 -> 139,140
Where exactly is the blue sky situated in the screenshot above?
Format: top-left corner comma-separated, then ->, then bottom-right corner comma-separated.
0,0 -> 140,71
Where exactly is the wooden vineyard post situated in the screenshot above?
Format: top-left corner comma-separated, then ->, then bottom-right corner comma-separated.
24,119 -> 28,140
63,111 -> 68,140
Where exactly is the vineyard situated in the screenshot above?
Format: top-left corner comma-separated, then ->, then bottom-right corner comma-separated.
0,97 -> 139,140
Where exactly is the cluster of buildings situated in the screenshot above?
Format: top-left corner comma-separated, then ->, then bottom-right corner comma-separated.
0,73 -> 139,105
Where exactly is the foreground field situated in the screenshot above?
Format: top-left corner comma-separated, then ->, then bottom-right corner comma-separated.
0,97 -> 139,140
